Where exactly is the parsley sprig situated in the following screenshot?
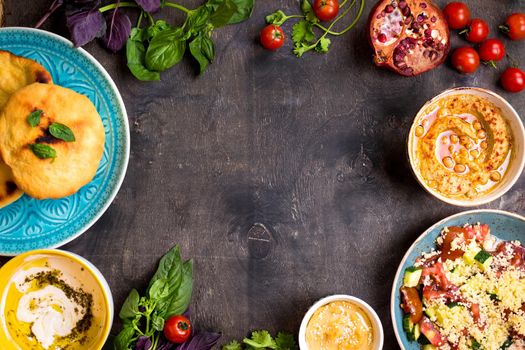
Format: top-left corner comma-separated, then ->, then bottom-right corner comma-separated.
223,330 -> 297,350
265,0 -> 365,57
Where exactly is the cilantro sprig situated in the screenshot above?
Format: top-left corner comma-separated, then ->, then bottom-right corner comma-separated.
265,0 -> 365,57
223,330 -> 297,350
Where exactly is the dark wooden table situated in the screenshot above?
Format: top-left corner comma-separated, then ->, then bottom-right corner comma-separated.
3,0 -> 524,349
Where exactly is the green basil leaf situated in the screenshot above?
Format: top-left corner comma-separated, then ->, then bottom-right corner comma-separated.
49,122 -> 75,142
228,0 -> 254,24
148,245 -> 183,292
149,278 -> 171,300
27,109 -> 42,127
145,28 -> 186,72
189,35 -> 215,74
301,0 -> 319,23
265,10 -> 287,26
30,143 -> 57,159
119,288 -> 140,320
163,259 -> 193,318
146,20 -> 171,41
206,0 -> 237,28
187,6 -> 211,33
114,326 -> 135,350
127,28 -> 161,81
151,313 -> 165,331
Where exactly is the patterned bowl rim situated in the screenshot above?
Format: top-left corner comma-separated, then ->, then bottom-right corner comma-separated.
0,27 -> 130,256
390,209 -> 525,349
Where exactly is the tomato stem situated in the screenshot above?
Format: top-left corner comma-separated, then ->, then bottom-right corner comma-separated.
314,0 -> 364,36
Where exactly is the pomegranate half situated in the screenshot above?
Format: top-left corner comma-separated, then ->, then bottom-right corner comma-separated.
368,0 -> 450,76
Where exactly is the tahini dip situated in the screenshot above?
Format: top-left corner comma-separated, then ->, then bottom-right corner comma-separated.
305,301 -> 374,350
411,94 -> 513,200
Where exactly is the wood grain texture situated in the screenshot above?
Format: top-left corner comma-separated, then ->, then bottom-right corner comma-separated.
1,1 -> 525,349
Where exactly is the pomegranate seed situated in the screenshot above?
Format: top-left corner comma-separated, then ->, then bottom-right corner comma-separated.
420,2 -> 427,8
376,14 -> 381,19
404,17 -> 412,24
385,5 -> 394,13
378,33 -> 387,43
399,1 -> 407,9
431,16 -> 437,23
401,6 -> 410,16
417,14 -> 425,22
424,29 -> 432,37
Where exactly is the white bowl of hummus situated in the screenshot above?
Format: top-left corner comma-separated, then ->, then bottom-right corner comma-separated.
408,87 -> 525,206
0,249 -> 113,350
298,294 -> 384,350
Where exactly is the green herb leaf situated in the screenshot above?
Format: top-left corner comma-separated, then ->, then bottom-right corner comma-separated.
148,245 -> 183,290
189,34 -> 215,74
145,28 -> 187,72
265,10 -> 287,26
146,20 -> 172,41
206,0 -> 238,28
149,278 -> 171,300
228,0 -> 255,24
27,110 -> 43,127
162,259 -> 193,318
292,20 -> 315,45
243,330 -> 276,349
30,143 -> 57,159
151,312 -> 165,331
315,37 -> 331,53
187,6 -> 211,34
293,42 -> 312,57
223,340 -> 242,350
301,0 -> 319,23
126,28 -> 161,81
49,122 -> 75,142
114,326 -> 135,350
275,332 -> 297,350
119,288 -> 140,320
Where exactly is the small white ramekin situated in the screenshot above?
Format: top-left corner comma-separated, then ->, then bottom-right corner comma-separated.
298,294 -> 384,350
408,87 -> 525,207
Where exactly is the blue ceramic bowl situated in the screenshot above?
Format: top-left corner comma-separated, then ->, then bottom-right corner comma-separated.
390,210 -> 525,349
0,28 -> 129,255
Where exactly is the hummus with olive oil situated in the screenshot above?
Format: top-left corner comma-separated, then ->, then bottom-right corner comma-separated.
412,94 -> 513,200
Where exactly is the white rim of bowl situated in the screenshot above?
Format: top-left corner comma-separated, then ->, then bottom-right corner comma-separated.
390,209 -> 525,349
0,27 -> 130,256
299,294 -> 384,350
407,87 -> 525,207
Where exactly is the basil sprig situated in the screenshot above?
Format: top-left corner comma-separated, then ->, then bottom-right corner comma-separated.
49,122 -> 76,142
115,245 -> 194,350
126,0 -> 254,80
30,143 -> 57,159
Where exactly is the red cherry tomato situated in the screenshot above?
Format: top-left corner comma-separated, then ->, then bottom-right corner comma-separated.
451,46 -> 479,73
463,18 -> 489,43
500,13 -> 525,41
442,2 -> 470,30
260,25 -> 285,51
478,39 -> 505,67
500,67 -> 525,93
313,0 -> 339,22
400,287 -> 423,323
164,315 -> 192,344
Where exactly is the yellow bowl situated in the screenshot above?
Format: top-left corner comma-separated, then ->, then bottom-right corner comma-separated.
0,249 -> 113,350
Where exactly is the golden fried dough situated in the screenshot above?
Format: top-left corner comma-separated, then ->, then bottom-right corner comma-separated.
0,50 -> 52,109
0,83 -> 105,199
0,160 -> 23,208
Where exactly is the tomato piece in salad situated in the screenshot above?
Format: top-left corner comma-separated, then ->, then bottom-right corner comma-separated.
422,261 -> 450,288
440,227 -> 467,261
420,317 -> 446,346
400,286 -> 423,323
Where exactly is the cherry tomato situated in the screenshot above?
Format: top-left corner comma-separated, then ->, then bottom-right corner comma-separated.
463,18 -> 489,43
164,315 -> 192,344
440,227 -> 466,261
419,317 -> 446,346
313,0 -> 339,22
500,13 -> 525,41
478,39 -> 505,65
260,25 -> 285,51
470,303 -> 480,323
400,287 -> 423,323
451,46 -> 479,73
442,2 -> 470,30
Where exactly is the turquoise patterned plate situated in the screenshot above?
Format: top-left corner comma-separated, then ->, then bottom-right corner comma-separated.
0,28 -> 129,255
391,210 -> 525,349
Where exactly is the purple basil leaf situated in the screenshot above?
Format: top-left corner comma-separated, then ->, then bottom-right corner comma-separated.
178,332 -> 221,350
157,336 -> 176,350
101,10 -> 132,52
66,3 -> 106,47
135,336 -> 153,350
135,0 -> 161,13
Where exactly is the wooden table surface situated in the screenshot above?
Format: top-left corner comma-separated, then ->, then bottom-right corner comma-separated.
3,0 -> 525,349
